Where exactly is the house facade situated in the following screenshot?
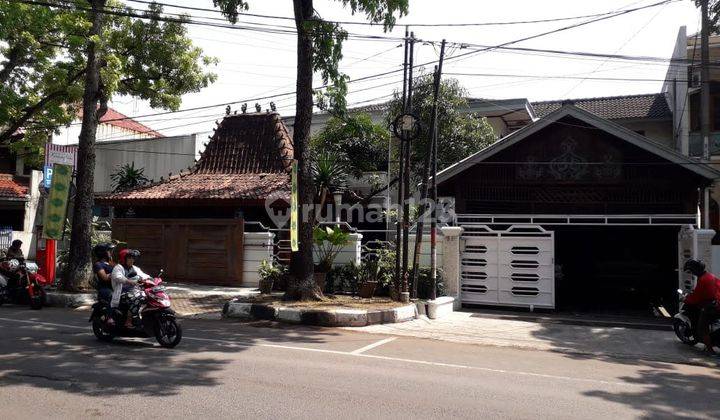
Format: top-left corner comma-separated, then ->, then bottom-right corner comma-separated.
96,112 -> 293,285
437,105 -> 718,313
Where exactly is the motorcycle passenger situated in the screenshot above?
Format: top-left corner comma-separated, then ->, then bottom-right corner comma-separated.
111,249 -> 150,328
683,259 -> 720,354
92,243 -> 116,303
5,240 -> 24,259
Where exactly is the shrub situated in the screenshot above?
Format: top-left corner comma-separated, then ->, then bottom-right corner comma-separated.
258,260 -> 287,284
326,263 -> 360,295
409,266 -> 446,300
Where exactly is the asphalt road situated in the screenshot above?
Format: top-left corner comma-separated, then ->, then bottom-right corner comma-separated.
1,306 -> 719,420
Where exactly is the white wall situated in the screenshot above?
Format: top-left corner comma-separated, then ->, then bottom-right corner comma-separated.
662,26 -> 689,154
93,134 -> 207,192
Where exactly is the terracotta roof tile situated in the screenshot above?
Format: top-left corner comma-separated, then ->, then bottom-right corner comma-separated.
532,93 -> 671,120
79,107 -> 163,138
97,112 -> 292,205
0,174 -> 29,200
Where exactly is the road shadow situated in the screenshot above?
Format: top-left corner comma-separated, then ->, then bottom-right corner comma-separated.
0,306 -> 340,398
524,315 -> 720,418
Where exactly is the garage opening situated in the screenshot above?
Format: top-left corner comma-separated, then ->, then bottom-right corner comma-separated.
554,226 -> 679,315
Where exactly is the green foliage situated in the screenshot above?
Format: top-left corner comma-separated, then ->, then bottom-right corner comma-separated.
326,263 -> 360,295
258,260 -> 288,283
311,151 -> 349,202
0,1 -> 216,167
110,162 -> 150,192
385,74 -> 497,180
328,248 -> 396,295
312,226 -> 351,271
409,266 -> 446,300
310,113 -> 390,177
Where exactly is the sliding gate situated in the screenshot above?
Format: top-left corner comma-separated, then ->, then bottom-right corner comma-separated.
460,225 -> 555,309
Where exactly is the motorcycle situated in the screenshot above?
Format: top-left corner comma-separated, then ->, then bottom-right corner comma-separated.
673,289 -> 720,348
0,257 -> 50,309
89,270 -> 182,348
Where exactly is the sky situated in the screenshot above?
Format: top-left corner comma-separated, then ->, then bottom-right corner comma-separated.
106,0 -> 701,139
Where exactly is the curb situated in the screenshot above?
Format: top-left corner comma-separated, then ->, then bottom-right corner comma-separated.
223,300 -> 419,327
45,291 -> 95,308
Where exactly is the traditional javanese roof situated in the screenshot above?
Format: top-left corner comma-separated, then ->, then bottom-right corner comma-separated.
96,112 -> 293,206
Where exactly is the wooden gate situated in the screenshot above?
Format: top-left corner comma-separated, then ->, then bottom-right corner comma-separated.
112,218 -> 244,286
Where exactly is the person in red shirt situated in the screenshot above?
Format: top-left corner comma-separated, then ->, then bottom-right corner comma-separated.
683,259 -> 720,354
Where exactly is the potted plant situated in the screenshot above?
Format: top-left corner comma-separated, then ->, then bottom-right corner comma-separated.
258,260 -> 285,294
313,225 -> 351,290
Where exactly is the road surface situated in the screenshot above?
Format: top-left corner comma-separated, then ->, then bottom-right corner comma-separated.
0,306 -> 718,419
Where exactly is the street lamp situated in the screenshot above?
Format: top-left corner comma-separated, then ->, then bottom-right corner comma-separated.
333,190 -> 343,223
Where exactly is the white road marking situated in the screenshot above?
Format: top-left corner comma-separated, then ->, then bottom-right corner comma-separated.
0,316 -> 639,388
350,337 -> 397,354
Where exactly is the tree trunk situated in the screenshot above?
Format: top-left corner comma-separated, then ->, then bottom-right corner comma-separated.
285,0 -> 322,301
62,0 -> 107,292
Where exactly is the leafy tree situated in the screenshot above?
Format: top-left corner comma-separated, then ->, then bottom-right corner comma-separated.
110,162 -> 150,192
385,74 -> 496,182
62,1 -> 216,291
310,113 -> 390,178
214,0 -> 408,300
0,1 -> 87,165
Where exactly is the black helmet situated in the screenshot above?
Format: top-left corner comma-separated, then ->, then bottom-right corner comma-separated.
683,259 -> 706,276
93,243 -> 116,260
10,239 -> 22,249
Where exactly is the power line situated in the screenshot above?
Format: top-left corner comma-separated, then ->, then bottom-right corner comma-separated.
123,0 -> 682,28
445,72 -> 693,84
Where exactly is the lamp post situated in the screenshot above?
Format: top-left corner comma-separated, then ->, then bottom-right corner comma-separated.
333,190 -> 343,224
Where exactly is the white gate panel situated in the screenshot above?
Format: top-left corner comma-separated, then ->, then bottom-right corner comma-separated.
461,225 -> 555,309
460,232 -> 499,305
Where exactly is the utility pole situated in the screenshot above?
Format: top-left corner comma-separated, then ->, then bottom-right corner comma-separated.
429,41 -> 446,301
701,0 -> 711,228
402,32 -> 415,300
410,39 -> 446,300
394,27 -> 409,300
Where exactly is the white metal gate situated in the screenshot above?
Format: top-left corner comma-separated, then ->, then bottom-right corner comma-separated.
461,225 -> 555,309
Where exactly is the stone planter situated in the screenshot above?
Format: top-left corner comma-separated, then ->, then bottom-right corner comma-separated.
258,277 -> 274,294
358,281 -> 378,298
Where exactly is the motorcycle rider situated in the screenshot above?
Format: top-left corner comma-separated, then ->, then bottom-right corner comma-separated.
92,243 -> 116,302
683,259 -> 720,354
111,249 -> 151,328
5,240 -> 24,259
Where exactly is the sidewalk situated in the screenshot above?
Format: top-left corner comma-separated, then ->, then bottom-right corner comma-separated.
164,283 -> 258,318
348,310 -> 718,367
46,283 -> 258,318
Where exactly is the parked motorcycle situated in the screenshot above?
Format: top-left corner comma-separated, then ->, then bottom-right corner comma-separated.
0,257 -> 50,309
673,289 -> 720,348
89,270 -> 182,348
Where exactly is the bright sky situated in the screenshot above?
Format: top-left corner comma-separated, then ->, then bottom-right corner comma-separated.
107,0 -> 701,138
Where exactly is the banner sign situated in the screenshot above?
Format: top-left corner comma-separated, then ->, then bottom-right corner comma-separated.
290,160 -> 299,252
44,143 -> 77,169
42,164 -> 72,240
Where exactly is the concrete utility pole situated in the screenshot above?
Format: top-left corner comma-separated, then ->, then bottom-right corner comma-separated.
410,39 -> 446,300
402,32 -> 415,300
701,0 -> 711,161
700,0 -> 711,229
394,28 -> 409,300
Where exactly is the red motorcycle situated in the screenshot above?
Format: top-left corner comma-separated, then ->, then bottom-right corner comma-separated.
0,258 -> 50,309
89,270 -> 182,348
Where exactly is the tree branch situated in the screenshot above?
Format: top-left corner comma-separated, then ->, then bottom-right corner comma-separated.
0,68 -> 86,143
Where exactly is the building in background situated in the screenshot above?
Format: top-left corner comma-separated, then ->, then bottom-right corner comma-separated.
0,145 -> 42,258
52,107 -> 163,146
